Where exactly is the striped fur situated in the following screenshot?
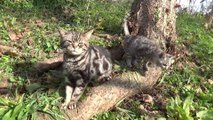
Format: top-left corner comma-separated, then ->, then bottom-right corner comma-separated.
59,29 -> 112,109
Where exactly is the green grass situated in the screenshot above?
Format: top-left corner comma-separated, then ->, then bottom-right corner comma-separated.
0,0 -> 213,120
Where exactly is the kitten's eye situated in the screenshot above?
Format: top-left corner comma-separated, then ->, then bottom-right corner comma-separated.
63,40 -> 71,44
61,41 -> 71,47
78,42 -> 84,47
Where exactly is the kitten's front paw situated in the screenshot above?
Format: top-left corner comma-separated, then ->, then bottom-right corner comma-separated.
67,102 -> 77,109
107,76 -> 112,80
61,102 -> 77,110
61,102 -> 69,110
127,63 -> 133,68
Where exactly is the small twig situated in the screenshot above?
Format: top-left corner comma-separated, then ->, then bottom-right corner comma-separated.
0,44 -> 21,57
0,88 -> 8,95
93,33 -> 118,41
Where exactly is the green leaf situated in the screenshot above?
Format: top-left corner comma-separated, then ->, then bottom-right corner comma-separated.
0,98 -> 10,106
2,109 -> 14,120
199,93 -> 213,102
43,98 -> 50,112
53,44 -> 58,50
17,100 -> 36,120
183,95 -> 194,115
25,100 -> 36,113
0,107 -> 8,116
17,94 -> 25,103
208,49 -> 213,54
9,77 -> 16,82
31,112 -> 37,120
11,103 -> 24,119
197,109 -> 213,120
11,17 -> 16,25
156,117 -> 167,120
46,42 -> 51,48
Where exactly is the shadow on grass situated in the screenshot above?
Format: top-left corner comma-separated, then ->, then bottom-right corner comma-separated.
31,0 -> 75,24
0,60 -> 65,97
7,59 -> 151,92
0,0 -> 73,23
0,0 -> 128,34
0,45 -> 155,97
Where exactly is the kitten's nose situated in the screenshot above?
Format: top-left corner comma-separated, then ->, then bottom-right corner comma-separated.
73,43 -> 78,48
162,63 -> 168,68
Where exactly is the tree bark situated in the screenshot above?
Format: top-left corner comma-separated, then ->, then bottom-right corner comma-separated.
127,0 -> 177,48
63,67 -> 161,120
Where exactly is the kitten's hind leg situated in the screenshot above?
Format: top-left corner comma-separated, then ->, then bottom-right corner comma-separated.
133,58 -> 142,68
144,60 -> 151,71
137,59 -> 148,75
123,53 -> 133,68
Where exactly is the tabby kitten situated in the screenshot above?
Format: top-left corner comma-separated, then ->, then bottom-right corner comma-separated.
59,29 -> 112,109
122,17 -> 174,71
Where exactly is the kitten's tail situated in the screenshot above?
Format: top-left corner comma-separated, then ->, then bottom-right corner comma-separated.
123,14 -> 130,36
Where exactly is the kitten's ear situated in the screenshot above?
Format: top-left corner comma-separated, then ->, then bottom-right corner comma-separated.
166,54 -> 175,60
58,28 -> 66,37
82,29 -> 94,41
159,52 -> 165,58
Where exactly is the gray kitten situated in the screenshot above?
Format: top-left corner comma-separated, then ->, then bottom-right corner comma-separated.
122,17 -> 174,71
59,29 -> 112,109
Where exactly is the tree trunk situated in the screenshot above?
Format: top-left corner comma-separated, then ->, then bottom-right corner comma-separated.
127,0 -> 177,49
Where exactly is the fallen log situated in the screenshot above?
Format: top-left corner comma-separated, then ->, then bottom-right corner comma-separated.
0,79 -> 10,95
34,54 -> 64,72
63,67 -> 161,120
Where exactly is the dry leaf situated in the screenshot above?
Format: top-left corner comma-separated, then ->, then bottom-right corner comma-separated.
36,19 -> 44,27
9,31 -> 18,41
145,116 -> 155,120
0,79 -> 9,88
208,79 -> 213,85
138,104 -> 148,113
27,37 -> 33,45
9,30 -> 25,41
142,94 -> 153,103
17,32 -> 24,39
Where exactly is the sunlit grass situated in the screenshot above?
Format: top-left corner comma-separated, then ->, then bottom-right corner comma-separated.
0,0 -> 212,119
